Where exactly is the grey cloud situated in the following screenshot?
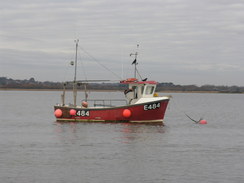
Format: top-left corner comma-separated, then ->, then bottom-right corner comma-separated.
1,0 -> 244,85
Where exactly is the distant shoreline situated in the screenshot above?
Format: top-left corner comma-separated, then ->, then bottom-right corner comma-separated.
0,88 -> 122,92
1,77 -> 244,93
1,88 -> 243,94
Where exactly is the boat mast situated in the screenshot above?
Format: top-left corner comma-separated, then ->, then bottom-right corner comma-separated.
74,39 -> 79,82
61,83 -> 66,106
73,39 -> 79,106
130,44 -> 139,78
134,52 -> 138,78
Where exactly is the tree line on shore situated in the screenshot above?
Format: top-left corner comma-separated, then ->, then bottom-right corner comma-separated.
1,77 -> 244,93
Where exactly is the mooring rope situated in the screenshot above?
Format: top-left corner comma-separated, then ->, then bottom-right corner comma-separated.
184,113 -> 202,124
172,97 -> 204,124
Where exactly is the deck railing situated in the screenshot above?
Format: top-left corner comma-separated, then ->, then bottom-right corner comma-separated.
85,99 -> 128,107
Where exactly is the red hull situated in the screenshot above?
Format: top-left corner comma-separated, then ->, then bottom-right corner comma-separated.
54,99 -> 169,123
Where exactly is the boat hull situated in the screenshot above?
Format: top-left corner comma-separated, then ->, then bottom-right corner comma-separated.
54,99 -> 169,124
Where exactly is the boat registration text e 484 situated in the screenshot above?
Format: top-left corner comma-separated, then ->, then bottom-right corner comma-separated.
144,102 -> 160,111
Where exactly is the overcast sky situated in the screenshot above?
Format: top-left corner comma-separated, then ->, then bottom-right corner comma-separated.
1,0 -> 244,86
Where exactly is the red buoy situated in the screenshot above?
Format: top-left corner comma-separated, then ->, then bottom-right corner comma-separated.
123,109 -> 132,118
69,109 -> 76,116
54,109 -> 62,118
199,119 -> 207,124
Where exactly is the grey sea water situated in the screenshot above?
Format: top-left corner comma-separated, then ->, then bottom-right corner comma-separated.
0,90 -> 244,183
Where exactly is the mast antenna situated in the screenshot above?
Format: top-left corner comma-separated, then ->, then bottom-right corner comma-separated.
73,39 -> 79,106
130,44 -> 139,78
74,39 -> 79,82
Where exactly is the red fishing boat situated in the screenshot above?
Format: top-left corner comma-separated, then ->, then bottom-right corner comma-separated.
54,40 -> 170,124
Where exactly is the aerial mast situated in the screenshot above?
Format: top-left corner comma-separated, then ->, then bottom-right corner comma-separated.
73,39 -> 79,106
74,39 -> 79,82
130,44 -> 139,78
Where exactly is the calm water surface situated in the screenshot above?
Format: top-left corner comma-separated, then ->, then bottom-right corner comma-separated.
0,91 -> 244,183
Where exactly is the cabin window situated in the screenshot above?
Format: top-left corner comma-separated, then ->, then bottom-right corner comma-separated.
145,86 -> 154,95
141,86 -> 144,94
132,86 -> 138,98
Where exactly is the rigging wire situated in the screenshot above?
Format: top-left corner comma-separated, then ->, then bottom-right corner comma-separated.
78,49 -> 88,81
136,67 -> 143,80
78,46 -> 123,80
